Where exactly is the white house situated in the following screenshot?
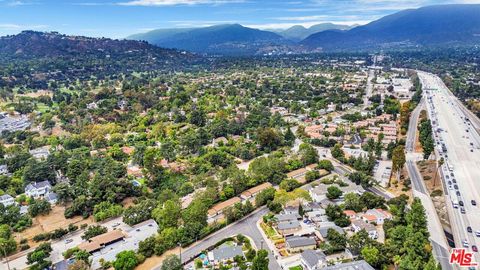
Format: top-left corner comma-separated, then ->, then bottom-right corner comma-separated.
0,194 -> 14,207
364,209 -> 393,225
25,181 -> 52,198
0,165 -> 8,175
351,219 -> 378,239
29,147 -> 50,160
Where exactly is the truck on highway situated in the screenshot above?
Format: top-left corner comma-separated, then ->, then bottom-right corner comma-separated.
452,199 -> 459,209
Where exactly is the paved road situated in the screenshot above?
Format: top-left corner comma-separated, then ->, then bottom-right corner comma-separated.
153,207 -> 281,270
403,75 -> 454,270
420,71 -> 480,264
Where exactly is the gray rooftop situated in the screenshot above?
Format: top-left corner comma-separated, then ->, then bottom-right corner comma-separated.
285,236 -> 316,248
321,260 -> 374,270
318,225 -> 344,238
301,250 -> 326,269
275,213 -> 301,222
0,194 -> 13,201
25,180 -> 52,191
277,220 -> 301,230
212,245 -> 244,261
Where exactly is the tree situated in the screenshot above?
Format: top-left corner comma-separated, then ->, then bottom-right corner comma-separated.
27,242 -> 52,270
256,127 -> 283,152
392,145 -> 406,180
331,144 -> 345,161
279,178 -> 300,192
161,254 -> 181,270
123,199 -> 156,226
327,228 -> 347,252
113,250 -> 138,270
152,199 -> 181,231
318,159 -> 334,172
28,199 -> 52,217
251,249 -> 269,270
255,187 -> 275,207
0,225 -> 17,256
326,186 -> 343,200
433,157 -> 444,187
361,245 -> 380,267
299,143 -> 319,165
82,225 -> 107,240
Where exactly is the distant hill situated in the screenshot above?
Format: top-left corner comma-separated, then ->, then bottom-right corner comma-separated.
0,31 -> 200,88
128,24 -> 292,56
275,23 -> 354,41
301,4 -> 480,50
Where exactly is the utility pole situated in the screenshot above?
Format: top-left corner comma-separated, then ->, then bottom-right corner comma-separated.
1,245 -> 11,270
178,242 -> 182,269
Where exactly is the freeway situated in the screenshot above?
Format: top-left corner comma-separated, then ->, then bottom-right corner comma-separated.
403,79 -> 453,270
418,71 -> 480,265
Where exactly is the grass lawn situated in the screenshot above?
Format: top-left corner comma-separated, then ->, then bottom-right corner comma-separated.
289,266 -> 303,270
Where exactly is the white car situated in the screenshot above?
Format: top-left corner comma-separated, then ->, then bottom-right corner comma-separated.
463,240 -> 469,248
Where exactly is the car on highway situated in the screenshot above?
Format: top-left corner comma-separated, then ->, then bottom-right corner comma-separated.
473,245 -> 478,252
65,239 -> 73,244
454,185 -> 458,190
448,180 -> 452,185
472,200 -> 477,206
468,226 -> 473,233
461,207 -> 466,214
476,231 -> 480,237
452,178 -> 457,184
456,191 -> 461,196
463,240 -> 469,248
459,201 -> 464,206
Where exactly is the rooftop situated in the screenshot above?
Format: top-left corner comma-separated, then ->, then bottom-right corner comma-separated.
321,260 -> 374,270
285,236 -> 316,248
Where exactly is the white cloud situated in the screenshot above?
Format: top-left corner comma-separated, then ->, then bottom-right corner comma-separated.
0,23 -> 48,30
117,0 -> 244,6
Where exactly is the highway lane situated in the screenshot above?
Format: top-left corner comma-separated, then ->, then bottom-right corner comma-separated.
419,71 -> 480,264
403,79 -> 453,269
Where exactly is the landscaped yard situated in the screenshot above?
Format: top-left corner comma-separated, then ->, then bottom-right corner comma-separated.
289,265 -> 303,270
260,222 -> 278,238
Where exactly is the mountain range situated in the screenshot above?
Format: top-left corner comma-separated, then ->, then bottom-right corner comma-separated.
302,4 -> 480,50
127,4 -> 480,55
272,23 -> 354,41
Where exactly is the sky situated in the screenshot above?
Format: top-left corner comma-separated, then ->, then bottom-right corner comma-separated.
0,0 -> 479,38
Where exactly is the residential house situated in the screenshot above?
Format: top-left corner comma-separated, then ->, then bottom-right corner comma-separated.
29,146 -> 50,160
207,197 -> 241,219
283,205 -> 300,215
343,210 -> 357,219
275,213 -> 301,223
321,260 -> 374,270
363,209 -> 392,225
209,244 -> 244,265
277,220 -> 301,236
46,192 -> 59,204
0,194 -> 14,207
351,220 -> 378,239
240,182 -> 272,200
301,250 -> 327,270
317,225 -> 344,241
305,209 -> 327,223
25,181 -> 52,198
285,236 -> 317,253
0,165 -> 8,175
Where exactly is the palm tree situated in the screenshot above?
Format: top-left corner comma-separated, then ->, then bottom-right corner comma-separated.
433,157 -> 444,187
